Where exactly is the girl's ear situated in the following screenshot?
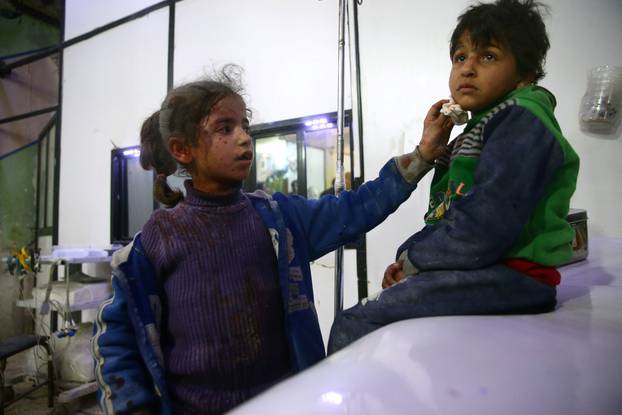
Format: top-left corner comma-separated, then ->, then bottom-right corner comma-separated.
169,137 -> 193,164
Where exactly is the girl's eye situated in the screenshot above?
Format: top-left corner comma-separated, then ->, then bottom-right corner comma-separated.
219,126 -> 233,134
453,54 -> 466,63
482,53 -> 496,61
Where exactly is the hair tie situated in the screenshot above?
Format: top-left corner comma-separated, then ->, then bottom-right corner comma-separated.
157,173 -> 167,181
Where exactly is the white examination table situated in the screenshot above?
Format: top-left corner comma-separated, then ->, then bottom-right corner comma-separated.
231,237 -> 622,415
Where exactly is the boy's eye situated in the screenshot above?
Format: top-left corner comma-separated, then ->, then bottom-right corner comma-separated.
218,125 -> 233,134
482,53 -> 496,61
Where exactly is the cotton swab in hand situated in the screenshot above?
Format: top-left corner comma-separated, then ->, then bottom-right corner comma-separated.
441,99 -> 469,125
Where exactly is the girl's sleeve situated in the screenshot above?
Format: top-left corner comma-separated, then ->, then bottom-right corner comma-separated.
397,105 -> 567,271
276,156 -> 428,260
92,274 -> 159,414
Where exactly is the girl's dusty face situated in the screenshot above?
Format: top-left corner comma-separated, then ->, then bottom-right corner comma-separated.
449,31 -> 531,114
189,94 -> 253,194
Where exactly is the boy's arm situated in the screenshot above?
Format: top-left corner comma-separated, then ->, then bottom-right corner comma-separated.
93,275 -> 159,414
398,105 -> 566,272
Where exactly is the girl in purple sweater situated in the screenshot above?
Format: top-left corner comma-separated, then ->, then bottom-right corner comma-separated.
93,66 -> 453,414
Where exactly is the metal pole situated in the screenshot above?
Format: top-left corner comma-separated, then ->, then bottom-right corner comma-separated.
347,0 -> 368,300
334,0 -> 348,317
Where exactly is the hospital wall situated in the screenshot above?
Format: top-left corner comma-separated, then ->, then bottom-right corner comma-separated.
58,0 -> 622,343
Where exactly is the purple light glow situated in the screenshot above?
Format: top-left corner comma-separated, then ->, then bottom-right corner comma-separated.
123,148 -> 140,157
305,117 -> 334,131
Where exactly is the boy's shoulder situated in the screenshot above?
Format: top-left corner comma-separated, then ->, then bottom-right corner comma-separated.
470,86 -> 561,137
504,86 -> 566,142
511,85 -> 557,118
489,86 -> 556,122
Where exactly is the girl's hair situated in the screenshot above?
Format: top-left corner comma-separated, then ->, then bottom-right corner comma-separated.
139,64 -> 246,206
449,0 -> 550,83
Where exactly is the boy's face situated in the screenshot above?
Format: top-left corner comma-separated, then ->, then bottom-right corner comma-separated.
449,31 -> 532,114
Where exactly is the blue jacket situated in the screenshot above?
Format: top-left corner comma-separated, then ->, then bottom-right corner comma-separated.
397,87 -> 578,272
92,159 -> 420,414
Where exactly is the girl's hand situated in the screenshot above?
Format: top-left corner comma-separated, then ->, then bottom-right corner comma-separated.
418,99 -> 454,162
382,260 -> 407,289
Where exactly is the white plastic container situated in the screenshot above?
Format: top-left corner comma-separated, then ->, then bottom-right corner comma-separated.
579,65 -> 622,134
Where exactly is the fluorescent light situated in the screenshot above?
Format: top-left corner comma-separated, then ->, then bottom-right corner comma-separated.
123,149 -> 140,157
304,117 -> 336,131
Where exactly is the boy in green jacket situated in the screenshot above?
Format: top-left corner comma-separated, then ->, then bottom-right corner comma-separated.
329,0 -> 579,353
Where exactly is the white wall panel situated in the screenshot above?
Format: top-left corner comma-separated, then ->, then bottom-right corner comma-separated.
64,0 -> 163,40
544,0 -> 622,238
174,0 -> 346,124
358,0 -> 622,290
59,9 -> 168,247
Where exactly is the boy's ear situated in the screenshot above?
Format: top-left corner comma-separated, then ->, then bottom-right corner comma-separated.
169,137 -> 193,164
517,73 -> 536,88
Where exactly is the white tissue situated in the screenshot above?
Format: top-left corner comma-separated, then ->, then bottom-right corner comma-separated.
441,99 -> 469,125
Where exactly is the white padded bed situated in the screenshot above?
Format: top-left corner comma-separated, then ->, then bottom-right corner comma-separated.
231,237 -> 622,415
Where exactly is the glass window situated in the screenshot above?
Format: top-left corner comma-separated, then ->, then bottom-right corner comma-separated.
255,134 -> 298,195
110,146 -> 154,244
126,155 -> 154,237
304,127 -> 351,199
247,111 -> 352,199
37,133 -> 48,228
37,121 -> 56,232
46,125 -> 56,227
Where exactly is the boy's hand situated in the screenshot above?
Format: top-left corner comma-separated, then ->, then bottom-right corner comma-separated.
382,260 -> 407,289
418,99 -> 454,162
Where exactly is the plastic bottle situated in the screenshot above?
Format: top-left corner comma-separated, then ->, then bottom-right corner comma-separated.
579,65 -> 622,134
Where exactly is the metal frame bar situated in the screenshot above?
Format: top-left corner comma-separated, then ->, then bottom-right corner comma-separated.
333,0 -> 348,317
0,106 -> 58,125
0,1 -> 173,77
350,0 -> 367,300
167,0 -> 176,91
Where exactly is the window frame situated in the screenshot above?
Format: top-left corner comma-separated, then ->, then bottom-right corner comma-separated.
110,145 -> 157,245
245,110 -> 352,198
35,113 -> 58,237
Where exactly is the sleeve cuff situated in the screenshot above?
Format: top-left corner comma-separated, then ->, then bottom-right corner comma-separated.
398,250 -> 419,276
394,146 -> 435,184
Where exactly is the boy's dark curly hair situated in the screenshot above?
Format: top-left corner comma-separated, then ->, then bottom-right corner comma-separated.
450,0 -> 550,83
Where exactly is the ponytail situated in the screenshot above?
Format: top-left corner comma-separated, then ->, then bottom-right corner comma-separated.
139,111 -> 184,207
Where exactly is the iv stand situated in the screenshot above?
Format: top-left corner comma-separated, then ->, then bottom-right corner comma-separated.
334,0 -> 348,317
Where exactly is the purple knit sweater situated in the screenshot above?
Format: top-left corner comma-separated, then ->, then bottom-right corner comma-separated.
141,181 -> 291,414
